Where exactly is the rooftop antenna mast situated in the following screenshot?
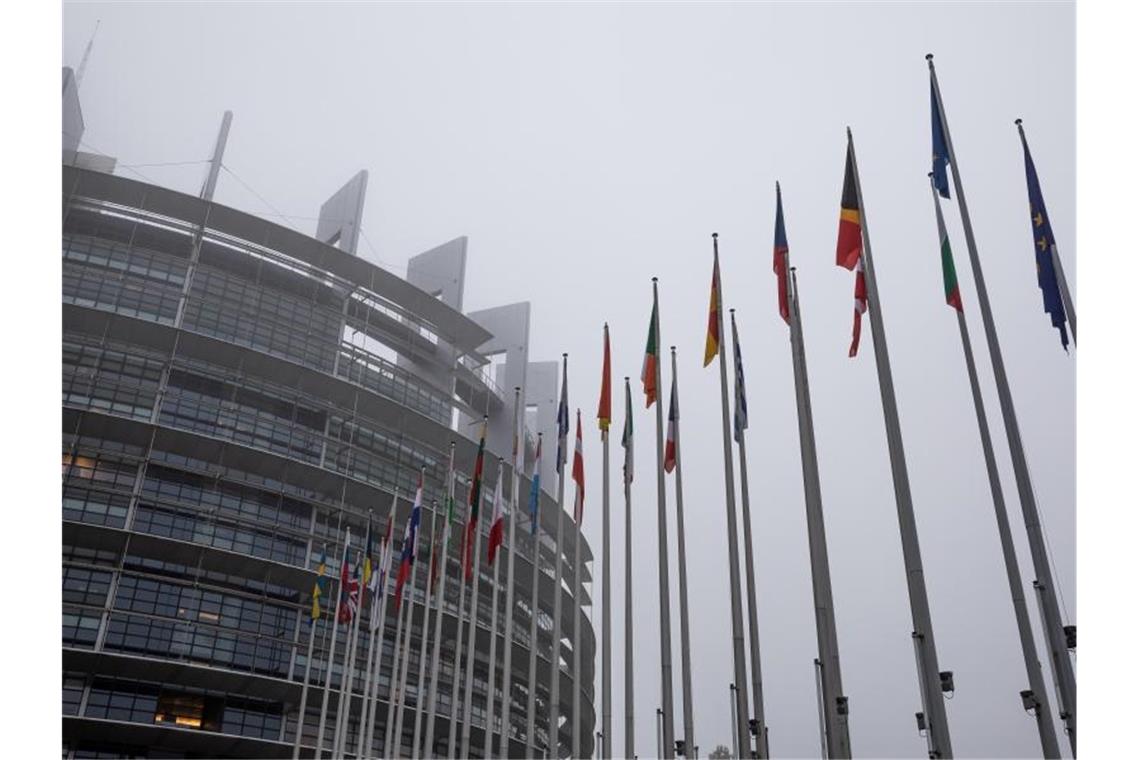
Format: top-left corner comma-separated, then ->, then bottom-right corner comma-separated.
200,111 -> 233,202
75,19 -> 100,89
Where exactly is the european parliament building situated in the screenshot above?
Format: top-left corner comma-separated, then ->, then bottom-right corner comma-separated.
61,67 -> 595,758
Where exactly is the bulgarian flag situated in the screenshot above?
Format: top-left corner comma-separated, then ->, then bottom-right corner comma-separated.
641,294 -> 659,407
488,461 -> 506,565
597,323 -> 612,433
528,435 -> 543,536
930,175 -> 963,311
464,421 -> 487,581
703,244 -> 721,366
664,375 -> 678,473
572,410 -> 585,525
394,471 -> 424,614
773,182 -> 790,324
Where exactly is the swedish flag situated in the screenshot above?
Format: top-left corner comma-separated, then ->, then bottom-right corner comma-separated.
1018,121 -> 1070,351
311,548 -> 328,622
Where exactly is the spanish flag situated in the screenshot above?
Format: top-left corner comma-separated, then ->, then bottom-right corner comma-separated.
836,142 -> 863,270
597,323 -> 612,432
703,247 -> 720,366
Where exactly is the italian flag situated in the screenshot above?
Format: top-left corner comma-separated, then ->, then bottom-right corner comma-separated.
641,298 -> 659,407
931,179 -> 963,312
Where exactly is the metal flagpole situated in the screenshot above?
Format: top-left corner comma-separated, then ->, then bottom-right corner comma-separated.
927,174 -> 1062,757
500,388 -> 524,758
549,354 -> 570,757
369,496 -> 401,756
622,378 -> 636,760
386,530 -> 413,757
929,54 -> 1076,753
423,443 -> 456,759
707,239 -> 752,759
483,465 -> 505,760
600,326 -> 614,760
525,433 -> 545,756
1015,119 -> 1076,344
460,460 -> 491,759
315,526 -> 350,759
393,507 -> 431,758
355,517 -> 380,759
292,544 -> 327,760
813,660 -> 827,760
847,128 -> 953,758
650,280 -> 677,760
572,414 -> 583,760
728,312 -> 768,760
728,687 -> 739,760
667,348 -> 696,759
332,551 -> 364,759
780,180 -> 851,759
446,515 -> 470,759
412,508 -> 439,759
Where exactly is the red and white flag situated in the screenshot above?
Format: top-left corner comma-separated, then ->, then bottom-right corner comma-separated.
664,375 -> 678,473
487,462 -> 505,565
849,257 -> 867,358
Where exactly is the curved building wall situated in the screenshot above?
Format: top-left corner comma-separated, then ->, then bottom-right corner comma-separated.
62,166 -> 595,759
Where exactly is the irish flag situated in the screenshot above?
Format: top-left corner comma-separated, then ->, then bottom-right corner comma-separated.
664,375 -> 678,473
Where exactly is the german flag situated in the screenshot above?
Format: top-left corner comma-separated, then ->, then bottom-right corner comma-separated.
836,142 -> 863,270
703,245 -> 720,366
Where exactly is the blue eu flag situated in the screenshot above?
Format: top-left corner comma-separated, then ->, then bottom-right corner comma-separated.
931,81 -> 951,199
1019,124 -> 1070,351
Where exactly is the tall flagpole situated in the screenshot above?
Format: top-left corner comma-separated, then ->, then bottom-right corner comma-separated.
423,443 -> 456,759
525,434 -> 545,757
483,463 -> 505,760
929,55 -> 1076,753
412,507 -> 439,759
599,325 -> 614,760
292,544 -> 328,760
622,378 -> 636,760
385,534 -> 412,757
728,311 -> 768,760
332,551 -> 364,759
315,527 -> 350,759
549,354 -> 570,757
847,128 -> 953,758
365,493 -> 399,756
446,506 -> 470,759
780,181 -> 851,759
927,175 -> 1061,758
460,456 -> 491,759
572,411 -> 584,760
707,238 -> 753,759
500,388 -> 524,759
1015,119 -> 1077,344
650,279 -> 677,760
355,515 -> 379,760
394,505 -> 431,757
668,347 -> 696,759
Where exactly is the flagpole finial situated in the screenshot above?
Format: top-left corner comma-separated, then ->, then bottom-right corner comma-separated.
925,53 -> 934,60
670,345 -> 675,353
652,276 -> 658,283
712,232 -> 718,239
928,171 -> 934,179
1015,118 -> 1023,126
846,125 -> 853,138
729,307 -> 735,314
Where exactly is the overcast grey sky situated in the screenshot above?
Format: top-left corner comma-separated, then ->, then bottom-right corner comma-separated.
63,2 -> 1075,757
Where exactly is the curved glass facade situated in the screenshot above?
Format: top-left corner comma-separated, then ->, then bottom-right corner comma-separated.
62,166 -> 596,759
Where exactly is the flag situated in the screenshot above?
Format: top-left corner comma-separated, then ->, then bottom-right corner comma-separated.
931,81 -> 951,199
621,379 -> 633,485
362,511 -> 374,591
572,410 -> 585,525
930,179 -> 963,312
1019,126 -> 1070,350
849,258 -> 867,358
731,313 -> 748,443
369,514 -> 394,630
464,423 -> 487,581
428,514 -> 441,595
703,256 -> 720,366
836,141 -> 863,270
664,376 -> 678,473
334,528 -> 352,621
598,324 -> 612,432
556,361 -> 570,473
311,547 -> 328,622
641,297 -> 659,407
339,553 -> 361,624
529,435 -> 543,536
774,183 -> 790,324
394,472 -> 424,613
488,463 -> 506,565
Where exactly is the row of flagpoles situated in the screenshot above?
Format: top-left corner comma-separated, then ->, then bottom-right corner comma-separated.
288,55 -> 1074,760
